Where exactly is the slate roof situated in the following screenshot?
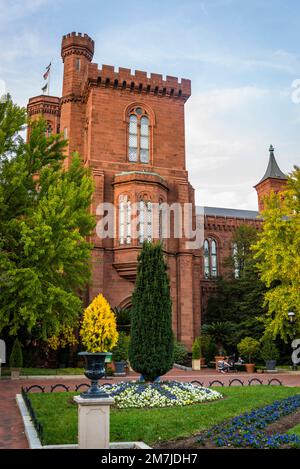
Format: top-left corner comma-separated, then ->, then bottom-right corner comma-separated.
256,145 -> 287,185
196,206 -> 261,220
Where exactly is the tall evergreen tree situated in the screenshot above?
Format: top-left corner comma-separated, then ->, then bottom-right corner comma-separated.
0,95 -> 95,340
129,241 -> 173,381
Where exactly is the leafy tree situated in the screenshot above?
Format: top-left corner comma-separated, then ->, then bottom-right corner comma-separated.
0,95 -> 95,340
204,225 -> 266,347
253,166 -> 300,341
129,242 -> 174,381
237,337 -> 260,363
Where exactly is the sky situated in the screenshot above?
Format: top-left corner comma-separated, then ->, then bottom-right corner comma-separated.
1,0 -> 300,210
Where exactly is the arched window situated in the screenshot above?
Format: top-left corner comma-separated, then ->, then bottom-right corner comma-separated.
119,195 -> 131,245
138,200 -> 152,243
203,238 -> 218,278
204,239 -> 210,278
128,107 -> 150,163
211,240 -> 217,278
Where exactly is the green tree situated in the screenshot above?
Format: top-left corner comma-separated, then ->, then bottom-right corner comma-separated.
253,166 -> 300,341
129,241 -> 174,381
0,95 -> 95,340
204,225 -> 266,346
9,338 -> 23,368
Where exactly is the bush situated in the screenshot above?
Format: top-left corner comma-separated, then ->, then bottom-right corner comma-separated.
112,332 -> 130,362
237,337 -> 260,363
192,337 -> 201,359
173,339 -> 188,365
200,334 -> 215,359
112,307 -> 131,333
260,339 -> 280,362
9,338 -> 23,368
129,242 -> 174,381
80,294 -> 118,352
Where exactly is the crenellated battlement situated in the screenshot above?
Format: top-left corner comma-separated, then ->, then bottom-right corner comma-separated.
61,32 -> 94,62
27,95 -> 60,117
84,63 -> 191,100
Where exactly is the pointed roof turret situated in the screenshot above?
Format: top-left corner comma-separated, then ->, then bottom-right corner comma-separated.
256,145 -> 287,185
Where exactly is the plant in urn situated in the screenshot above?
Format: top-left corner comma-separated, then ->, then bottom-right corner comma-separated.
79,294 -> 118,398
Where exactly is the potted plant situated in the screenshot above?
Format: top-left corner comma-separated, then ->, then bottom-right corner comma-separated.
192,337 -> 201,370
9,338 -> 23,380
200,334 -> 212,366
79,293 -> 118,398
237,337 -> 260,373
112,332 -> 130,375
260,338 -> 280,371
201,322 -> 232,369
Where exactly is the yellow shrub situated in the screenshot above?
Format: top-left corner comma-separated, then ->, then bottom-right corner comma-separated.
48,325 -> 77,350
80,294 -> 118,352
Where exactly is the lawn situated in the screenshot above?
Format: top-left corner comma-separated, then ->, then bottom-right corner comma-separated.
28,385 -> 300,446
1,367 -> 84,376
287,423 -> 300,436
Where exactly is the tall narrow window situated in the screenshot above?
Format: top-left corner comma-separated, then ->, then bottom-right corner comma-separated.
203,238 -> 218,278
119,195 -> 131,245
138,200 -> 152,243
128,115 -> 138,162
46,122 -> 52,137
211,240 -> 217,277
232,242 -> 240,278
128,107 -> 150,163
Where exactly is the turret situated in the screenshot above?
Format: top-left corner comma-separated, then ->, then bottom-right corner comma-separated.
61,32 -> 94,97
254,145 -> 287,211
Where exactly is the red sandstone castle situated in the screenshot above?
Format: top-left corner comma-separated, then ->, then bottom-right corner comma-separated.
27,32 -> 288,349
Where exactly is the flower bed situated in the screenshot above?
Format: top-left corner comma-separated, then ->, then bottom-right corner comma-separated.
199,394 -> 300,449
101,381 -> 222,408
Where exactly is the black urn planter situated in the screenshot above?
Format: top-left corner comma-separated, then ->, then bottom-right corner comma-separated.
114,361 -> 126,374
79,352 -> 112,398
265,359 -> 277,371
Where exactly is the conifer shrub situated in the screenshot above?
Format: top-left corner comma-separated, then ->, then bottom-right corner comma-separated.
80,294 -> 118,352
9,338 -> 23,368
129,242 -> 174,381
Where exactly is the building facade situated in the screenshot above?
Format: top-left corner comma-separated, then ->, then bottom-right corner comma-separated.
27,32 -> 288,349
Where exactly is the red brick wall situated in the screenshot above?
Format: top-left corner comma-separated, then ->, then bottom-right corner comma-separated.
27,32 -> 276,350
255,178 -> 288,211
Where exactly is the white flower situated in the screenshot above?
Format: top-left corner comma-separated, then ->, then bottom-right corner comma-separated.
101,381 -> 222,408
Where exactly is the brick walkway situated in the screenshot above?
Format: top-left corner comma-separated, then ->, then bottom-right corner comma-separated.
0,368 -> 299,449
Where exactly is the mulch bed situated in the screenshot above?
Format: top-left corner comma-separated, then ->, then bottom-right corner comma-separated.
154,410 -> 300,449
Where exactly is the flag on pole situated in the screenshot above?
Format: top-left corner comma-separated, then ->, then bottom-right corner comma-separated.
43,62 -> 51,80
41,83 -> 48,93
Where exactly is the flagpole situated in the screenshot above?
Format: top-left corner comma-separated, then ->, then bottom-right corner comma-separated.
48,64 -> 51,96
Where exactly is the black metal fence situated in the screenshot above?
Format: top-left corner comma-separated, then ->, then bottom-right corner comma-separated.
21,387 -> 44,444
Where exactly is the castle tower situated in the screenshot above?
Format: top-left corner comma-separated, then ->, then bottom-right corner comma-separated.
60,32 -> 94,158
26,31 -> 200,349
254,145 -> 287,212
27,95 -> 60,138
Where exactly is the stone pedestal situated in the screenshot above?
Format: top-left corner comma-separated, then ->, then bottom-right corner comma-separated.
74,395 -> 114,449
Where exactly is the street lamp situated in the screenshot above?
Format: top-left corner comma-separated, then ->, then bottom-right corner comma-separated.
288,311 -> 298,371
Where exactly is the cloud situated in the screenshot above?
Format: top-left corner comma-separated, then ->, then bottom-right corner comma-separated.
184,86 -> 288,209
0,0 -> 51,31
